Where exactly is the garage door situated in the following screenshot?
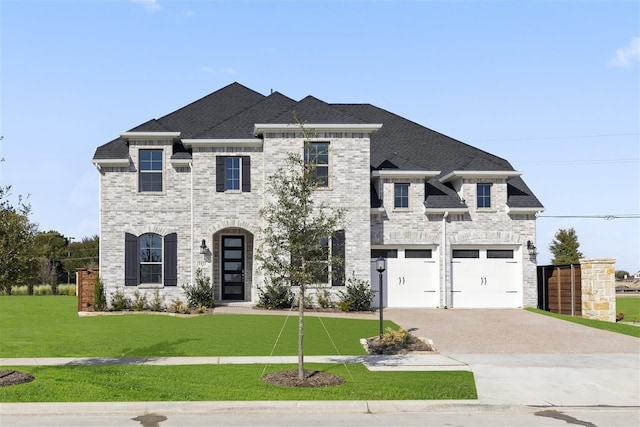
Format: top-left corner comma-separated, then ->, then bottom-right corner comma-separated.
371,248 -> 439,308
451,248 -> 522,308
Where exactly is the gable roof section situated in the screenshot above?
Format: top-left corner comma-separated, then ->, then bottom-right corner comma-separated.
270,96 -> 367,125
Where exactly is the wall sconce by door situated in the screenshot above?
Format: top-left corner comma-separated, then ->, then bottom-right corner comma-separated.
527,240 -> 537,257
199,239 -> 208,255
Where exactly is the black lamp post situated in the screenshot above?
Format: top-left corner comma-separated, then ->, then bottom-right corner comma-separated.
376,256 -> 386,337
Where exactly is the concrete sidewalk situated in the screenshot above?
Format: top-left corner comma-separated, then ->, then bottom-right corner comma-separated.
0,353 -> 470,371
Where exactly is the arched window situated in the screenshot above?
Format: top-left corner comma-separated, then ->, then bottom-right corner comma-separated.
139,233 -> 162,284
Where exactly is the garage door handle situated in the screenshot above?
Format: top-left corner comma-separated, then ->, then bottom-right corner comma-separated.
452,290 -> 462,293
506,290 -> 518,293
424,290 -> 436,293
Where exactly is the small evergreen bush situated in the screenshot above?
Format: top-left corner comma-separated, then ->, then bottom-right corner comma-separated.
110,287 -> 130,311
181,269 -> 215,308
149,289 -> 164,312
94,277 -> 107,311
337,277 -> 373,312
131,290 -> 148,311
257,282 -> 293,309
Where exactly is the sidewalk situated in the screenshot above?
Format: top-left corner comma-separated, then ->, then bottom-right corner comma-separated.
0,353 -> 470,371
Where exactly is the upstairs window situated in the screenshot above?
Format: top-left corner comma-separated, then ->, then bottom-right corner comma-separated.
216,156 -> 251,192
394,183 -> 409,208
304,142 -> 329,187
477,183 -> 491,208
139,150 -> 163,192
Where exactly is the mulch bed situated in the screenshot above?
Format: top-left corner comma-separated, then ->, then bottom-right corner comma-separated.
365,336 -> 434,355
0,370 -> 35,387
262,369 -> 345,387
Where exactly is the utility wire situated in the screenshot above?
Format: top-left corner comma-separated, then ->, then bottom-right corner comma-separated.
537,214 -> 640,220
468,132 -> 639,143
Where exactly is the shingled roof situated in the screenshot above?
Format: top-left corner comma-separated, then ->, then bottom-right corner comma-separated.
93,82 -> 543,210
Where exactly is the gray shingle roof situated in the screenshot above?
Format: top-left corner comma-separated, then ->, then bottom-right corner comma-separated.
93,83 -> 543,210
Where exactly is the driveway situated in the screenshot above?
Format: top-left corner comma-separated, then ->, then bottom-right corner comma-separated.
385,309 -> 640,406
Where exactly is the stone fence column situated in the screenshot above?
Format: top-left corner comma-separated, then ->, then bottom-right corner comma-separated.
580,258 -> 616,322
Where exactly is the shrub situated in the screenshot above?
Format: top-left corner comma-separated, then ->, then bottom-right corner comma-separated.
257,282 -> 293,309
149,289 -> 164,312
131,290 -> 148,311
110,287 -> 130,311
367,327 -> 417,354
57,284 -> 76,296
196,304 -> 208,314
337,277 -> 373,311
181,269 -> 215,308
169,299 -> 189,314
316,288 -> 333,309
293,290 -> 314,309
11,285 -> 29,296
616,312 -> 625,322
33,285 -> 53,295
94,277 -> 107,311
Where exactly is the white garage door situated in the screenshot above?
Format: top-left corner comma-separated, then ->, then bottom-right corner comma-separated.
451,248 -> 522,308
371,248 -> 439,308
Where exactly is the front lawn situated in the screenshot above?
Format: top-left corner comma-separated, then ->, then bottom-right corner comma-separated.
0,296 -> 477,402
0,296 -> 386,357
616,295 -> 640,322
0,364 -> 477,402
527,307 -> 640,338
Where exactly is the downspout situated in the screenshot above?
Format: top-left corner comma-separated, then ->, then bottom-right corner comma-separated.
442,211 -> 448,308
189,161 -> 194,285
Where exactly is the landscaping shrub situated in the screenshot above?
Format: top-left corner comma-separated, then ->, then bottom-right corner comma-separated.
11,286 -> 29,296
316,288 -> 334,309
131,290 -> 148,311
257,282 -> 293,309
181,269 -> 215,308
149,289 -> 164,312
169,299 -> 189,314
616,312 -> 625,322
57,284 -> 76,296
110,287 -> 130,311
94,277 -> 107,311
33,285 -> 53,295
337,277 -> 373,311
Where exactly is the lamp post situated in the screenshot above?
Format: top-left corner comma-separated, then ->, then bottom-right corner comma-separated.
376,256 -> 386,337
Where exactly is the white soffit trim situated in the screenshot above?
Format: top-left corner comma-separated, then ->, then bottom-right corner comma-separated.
254,123 -> 383,135
170,159 -> 192,167
92,159 -> 130,167
507,207 -> 546,214
424,208 -> 469,215
371,170 -> 440,179
182,139 -> 263,148
120,132 -> 181,140
439,170 -> 522,183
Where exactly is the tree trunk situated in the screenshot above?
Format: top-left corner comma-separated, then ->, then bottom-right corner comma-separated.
298,286 -> 305,380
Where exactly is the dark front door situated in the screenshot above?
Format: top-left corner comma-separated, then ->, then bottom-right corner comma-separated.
222,236 -> 244,300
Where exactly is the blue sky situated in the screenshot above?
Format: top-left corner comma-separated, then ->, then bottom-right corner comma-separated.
1,0 -> 638,271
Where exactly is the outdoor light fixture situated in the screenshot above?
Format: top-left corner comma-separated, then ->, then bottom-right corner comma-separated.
199,239 -> 208,255
376,256 -> 386,337
527,240 -> 537,256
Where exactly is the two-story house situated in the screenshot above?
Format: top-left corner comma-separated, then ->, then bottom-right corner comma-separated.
92,83 -> 544,309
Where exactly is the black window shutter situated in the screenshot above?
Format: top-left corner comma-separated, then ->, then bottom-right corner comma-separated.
164,233 -> 178,286
216,156 -> 225,192
331,230 -> 346,286
124,233 -> 139,286
241,156 -> 251,192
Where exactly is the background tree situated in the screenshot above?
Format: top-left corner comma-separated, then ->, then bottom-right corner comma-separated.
549,228 -> 584,265
615,270 -> 630,280
257,124 -> 345,381
33,230 -> 68,286
0,185 -> 38,293
63,235 -> 100,282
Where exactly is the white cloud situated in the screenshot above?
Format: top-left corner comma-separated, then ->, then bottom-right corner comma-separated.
608,36 -> 640,68
130,0 -> 161,13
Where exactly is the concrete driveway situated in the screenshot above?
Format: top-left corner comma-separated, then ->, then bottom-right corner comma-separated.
385,309 -> 640,406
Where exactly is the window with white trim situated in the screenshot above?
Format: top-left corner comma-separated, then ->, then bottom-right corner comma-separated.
139,150 -> 163,192
477,183 -> 491,208
139,233 -> 162,284
394,183 -> 409,208
304,142 -> 329,187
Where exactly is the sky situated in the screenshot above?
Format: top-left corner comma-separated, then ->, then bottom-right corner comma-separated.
1,0 -> 639,272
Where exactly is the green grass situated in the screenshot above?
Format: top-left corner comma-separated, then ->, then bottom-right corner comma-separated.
0,364 -> 477,402
616,295 -> 640,321
0,296 -> 477,402
0,296 -> 390,357
527,307 -> 640,338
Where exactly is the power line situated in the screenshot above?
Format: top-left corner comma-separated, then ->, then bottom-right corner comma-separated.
537,214 -> 640,220
468,132 -> 639,143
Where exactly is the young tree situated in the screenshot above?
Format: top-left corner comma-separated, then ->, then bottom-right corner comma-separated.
257,124 -> 345,381
0,185 -> 38,293
549,228 -> 584,265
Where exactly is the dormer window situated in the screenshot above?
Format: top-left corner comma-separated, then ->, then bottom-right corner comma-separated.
394,183 -> 409,208
477,183 -> 491,208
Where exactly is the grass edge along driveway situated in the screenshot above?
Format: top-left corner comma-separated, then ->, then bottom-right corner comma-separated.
0,296 -> 477,401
